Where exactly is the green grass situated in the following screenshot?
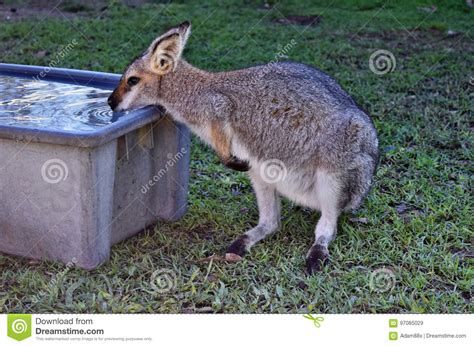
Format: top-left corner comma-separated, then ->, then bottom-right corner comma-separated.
0,0 -> 472,313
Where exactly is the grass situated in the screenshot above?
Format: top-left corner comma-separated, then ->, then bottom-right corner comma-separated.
0,0 -> 472,313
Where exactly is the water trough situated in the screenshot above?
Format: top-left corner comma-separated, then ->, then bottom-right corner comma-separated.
0,63 -> 190,269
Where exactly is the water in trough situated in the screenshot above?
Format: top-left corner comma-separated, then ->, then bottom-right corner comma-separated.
0,75 -> 118,132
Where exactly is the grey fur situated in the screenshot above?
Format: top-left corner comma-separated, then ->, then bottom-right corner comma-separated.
109,22 -> 379,273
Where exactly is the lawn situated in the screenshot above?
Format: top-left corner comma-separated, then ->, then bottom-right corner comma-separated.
0,0 -> 472,313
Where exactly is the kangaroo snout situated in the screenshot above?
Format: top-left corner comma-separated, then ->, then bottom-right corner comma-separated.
107,93 -> 119,111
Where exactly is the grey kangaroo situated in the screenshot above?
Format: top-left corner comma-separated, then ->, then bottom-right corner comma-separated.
108,22 -> 379,274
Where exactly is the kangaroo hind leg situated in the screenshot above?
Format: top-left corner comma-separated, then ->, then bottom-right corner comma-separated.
306,171 -> 342,274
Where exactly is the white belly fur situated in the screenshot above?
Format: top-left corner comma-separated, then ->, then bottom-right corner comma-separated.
232,137 -> 329,211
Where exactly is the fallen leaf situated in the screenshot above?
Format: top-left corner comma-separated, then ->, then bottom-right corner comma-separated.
225,253 -> 243,262
194,306 -> 214,313
35,50 -> 47,58
349,217 -> 369,224
197,253 -> 243,263
446,29 -> 461,38
417,5 -> 437,14
206,274 -> 218,282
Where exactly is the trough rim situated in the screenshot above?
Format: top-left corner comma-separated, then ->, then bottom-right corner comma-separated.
0,63 -> 164,148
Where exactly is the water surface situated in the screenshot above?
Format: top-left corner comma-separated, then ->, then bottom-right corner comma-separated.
0,75 -> 118,132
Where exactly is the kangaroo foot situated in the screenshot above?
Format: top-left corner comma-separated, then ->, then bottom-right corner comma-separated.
306,244 -> 329,274
227,234 -> 250,257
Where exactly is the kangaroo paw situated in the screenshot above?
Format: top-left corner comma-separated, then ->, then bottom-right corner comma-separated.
223,155 -> 250,172
306,244 -> 329,274
227,234 -> 250,257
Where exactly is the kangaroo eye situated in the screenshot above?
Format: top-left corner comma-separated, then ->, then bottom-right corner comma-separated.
127,77 -> 140,87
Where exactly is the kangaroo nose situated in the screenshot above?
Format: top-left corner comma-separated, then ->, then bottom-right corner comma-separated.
107,95 -> 116,110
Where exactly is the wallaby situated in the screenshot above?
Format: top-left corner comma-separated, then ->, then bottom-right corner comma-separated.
108,21 -> 379,274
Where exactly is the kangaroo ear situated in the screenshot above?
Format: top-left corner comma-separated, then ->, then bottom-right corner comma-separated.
148,21 -> 191,75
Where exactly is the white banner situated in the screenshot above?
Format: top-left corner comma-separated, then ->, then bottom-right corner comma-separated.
1,314 -> 472,345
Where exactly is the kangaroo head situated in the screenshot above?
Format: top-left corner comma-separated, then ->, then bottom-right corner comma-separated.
108,21 -> 191,112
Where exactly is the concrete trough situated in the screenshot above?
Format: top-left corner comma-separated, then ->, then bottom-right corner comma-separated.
0,63 -> 190,269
